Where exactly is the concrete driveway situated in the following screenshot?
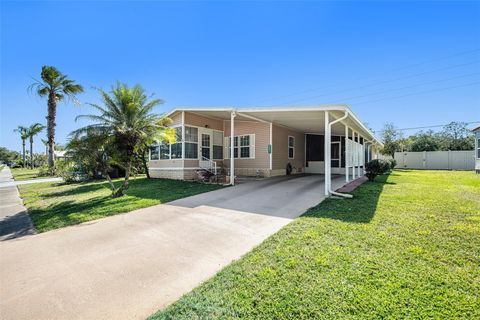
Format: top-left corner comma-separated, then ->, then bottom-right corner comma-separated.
0,174 -> 346,320
171,174 -> 347,219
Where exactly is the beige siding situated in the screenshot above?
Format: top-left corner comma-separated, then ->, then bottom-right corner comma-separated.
223,120 -> 270,169
170,112 -> 182,126
272,124 -> 305,172
184,112 -> 223,130
148,159 -> 184,168
184,159 -> 199,167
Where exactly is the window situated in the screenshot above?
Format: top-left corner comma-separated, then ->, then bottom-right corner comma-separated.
240,135 -> 250,158
160,143 -> 170,159
288,136 -> 295,159
150,142 -> 159,160
171,143 -> 182,159
477,137 -> 480,159
184,126 -> 198,159
170,127 -> 182,159
150,127 -> 182,160
185,126 -> 198,143
213,131 -> 223,160
226,134 -> 254,159
185,143 -> 198,159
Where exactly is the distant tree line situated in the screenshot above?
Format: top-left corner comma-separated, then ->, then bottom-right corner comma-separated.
380,121 -> 475,157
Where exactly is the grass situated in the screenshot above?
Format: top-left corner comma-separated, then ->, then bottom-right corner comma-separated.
11,167 -> 42,180
150,170 -> 480,320
18,177 -> 223,232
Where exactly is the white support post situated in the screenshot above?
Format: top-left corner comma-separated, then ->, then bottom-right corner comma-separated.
230,111 -> 236,185
324,111 -> 330,196
181,111 -> 185,160
345,125 -> 349,183
357,133 -> 362,178
269,123 -> 273,171
352,131 -> 356,180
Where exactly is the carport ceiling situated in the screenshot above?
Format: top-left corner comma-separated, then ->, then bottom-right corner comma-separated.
170,105 -> 378,141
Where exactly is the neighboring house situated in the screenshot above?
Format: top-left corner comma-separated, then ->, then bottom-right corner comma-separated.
148,105 -> 382,195
473,126 -> 480,174
54,150 -> 67,160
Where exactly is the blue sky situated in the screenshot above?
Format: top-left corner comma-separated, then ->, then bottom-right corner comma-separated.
1,0 -> 479,153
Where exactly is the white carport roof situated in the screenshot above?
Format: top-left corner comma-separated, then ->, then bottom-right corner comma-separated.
167,105 -> 382,146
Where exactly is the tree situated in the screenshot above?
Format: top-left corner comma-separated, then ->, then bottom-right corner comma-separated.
437,121 -> 475,151
14,126 -> 29,167
136,116 -> 173,179
380,122 -> 402,157
66,132 -> 113,181
409,130 -> 439,152
41,139 -> 48,155
72,83 -> 174,197
26,123 -> 45,168
0,147 -> 20,166
30,66 -> 84,170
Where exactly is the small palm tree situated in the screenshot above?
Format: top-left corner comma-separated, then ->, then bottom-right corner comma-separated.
14,126 -> 29,167
26,123 -> 46,169
41,139 -> 48,155
72,83 -> 174,197
30,66 -> 83,170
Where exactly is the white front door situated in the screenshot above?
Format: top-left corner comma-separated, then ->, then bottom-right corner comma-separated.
199,129 -> 212,161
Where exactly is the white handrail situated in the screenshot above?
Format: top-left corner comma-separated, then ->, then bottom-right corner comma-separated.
200,156 -> 217,175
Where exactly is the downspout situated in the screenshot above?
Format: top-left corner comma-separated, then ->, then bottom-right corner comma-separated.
328,110 -> 353,199
230,110 -> 236,186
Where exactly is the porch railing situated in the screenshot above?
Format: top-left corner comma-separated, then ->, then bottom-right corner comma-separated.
199,156 -> 217,175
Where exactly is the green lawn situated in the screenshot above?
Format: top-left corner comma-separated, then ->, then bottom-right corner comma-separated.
18,177 -> 223,232
151,170 -> 480,319
11,168 -> 42,180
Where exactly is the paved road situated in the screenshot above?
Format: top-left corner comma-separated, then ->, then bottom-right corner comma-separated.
0,174 -> 347,320
0,167 -> 36,240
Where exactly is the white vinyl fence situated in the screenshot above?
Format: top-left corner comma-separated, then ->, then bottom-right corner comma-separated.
394,151 -> 475,170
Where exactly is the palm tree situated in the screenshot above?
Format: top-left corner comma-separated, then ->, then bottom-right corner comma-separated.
14,126 -> 29,167
26,123 -> 46,169
41,139 -> 48,155
72,83 -> 174,197
30,66 -> 83,170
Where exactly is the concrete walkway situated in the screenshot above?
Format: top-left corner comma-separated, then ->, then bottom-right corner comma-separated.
0,167 -> 36,241
0,174 -> 348,320
0,176 -> 62,189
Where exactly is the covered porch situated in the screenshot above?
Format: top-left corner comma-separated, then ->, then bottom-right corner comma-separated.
167,105 -> 382,197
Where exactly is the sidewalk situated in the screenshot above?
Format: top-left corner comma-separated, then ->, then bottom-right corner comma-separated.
0,167 -> 36,241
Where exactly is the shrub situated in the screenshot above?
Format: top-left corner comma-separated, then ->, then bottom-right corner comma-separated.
380,160 -> 390,174
388,159 -> 397,170
365,159 -> 384,181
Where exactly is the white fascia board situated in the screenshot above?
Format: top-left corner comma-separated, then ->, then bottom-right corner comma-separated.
166,107 -> 235,118
239,104 -> 348,113
165,104 -> 383,146
342,106 -> 383,147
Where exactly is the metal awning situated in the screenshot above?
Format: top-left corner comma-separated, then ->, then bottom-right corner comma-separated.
167,105 -> 381,145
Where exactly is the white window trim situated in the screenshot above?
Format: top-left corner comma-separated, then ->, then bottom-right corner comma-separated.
225,134 -> 255,159
288,135 -> 295,159
184,125 -> 199,159
149,125 -> 183,161
150,123 -> 225,161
